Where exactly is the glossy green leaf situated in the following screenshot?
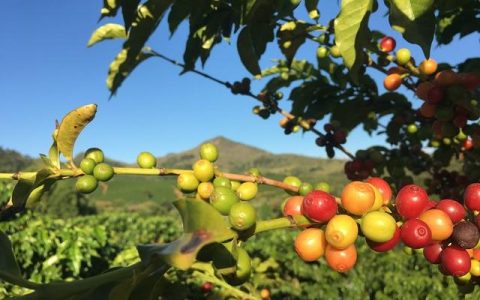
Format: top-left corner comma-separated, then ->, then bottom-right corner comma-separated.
237,24 -> 274,76
305,0 -> 320,20
390,0 -> 434,20
137,199 -> 235,270
87,24 -> 127,47
122,0 -> 141,32
334,0 -> 373,83
107,48 -> 154,95
387,0 -> 435,57
277,21 -> 309,65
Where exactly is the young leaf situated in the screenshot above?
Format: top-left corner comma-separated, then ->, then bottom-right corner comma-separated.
48,138 -> 61,169
56,104 -> 97,166
87,24 -> 127,47
334,0 -> 374,83
387,0 -> 435,57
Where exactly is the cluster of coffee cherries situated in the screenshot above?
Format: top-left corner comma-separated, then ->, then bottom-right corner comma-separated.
281,176 -> 480,283
315,123 -> 347,158
176,143 -> 259,286
230,78 -> 251,95
76,148 -> 115,193
343,148 -> 384,181
76,149 -> 158,194
426,169 -> 469,200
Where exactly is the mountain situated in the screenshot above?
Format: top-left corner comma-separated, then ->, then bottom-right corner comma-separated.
0,147 -> 36,172
0,138 -> 349,216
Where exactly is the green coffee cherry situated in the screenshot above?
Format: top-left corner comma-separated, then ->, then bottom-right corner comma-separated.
193,159 -> 215,182
236,182 -> 258,201
137,151 -> 157,168
315,182 -> 331,193
283,176 -> 302,195
210,187 -> 239,215
231,180 -> 241,191
298,182 -> 313,196
177,173 -> 199,193
93,163 -> 114,182
76,175 -> 98,194
80,158 -> 96,175
213,177 -> 232,189
330,45 -> 341,58
85,147 -> 104,164
248,168 -> 261,177
229,202 -> 257,231
200,143 -> 219,162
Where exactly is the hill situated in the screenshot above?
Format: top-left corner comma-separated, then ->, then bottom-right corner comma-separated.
0,139 -> 349,217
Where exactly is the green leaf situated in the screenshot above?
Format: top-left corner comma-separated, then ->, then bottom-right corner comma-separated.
305,0 -> 320,20
121,0 -> 141,32
237,24 -> 274,76
387,0 -> 435,57
390,0 -> 434,21
277,21 -> 309,65
0,231 -> 21,277
107,48 -> 154,95
87,24 -> 127,47
167,0 -> 191,35
334,0 -> 373,83
48,137 -> 61,169
137,199 -> 235,270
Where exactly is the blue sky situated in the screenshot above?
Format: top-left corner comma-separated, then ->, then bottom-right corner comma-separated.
0,1 -> 478,163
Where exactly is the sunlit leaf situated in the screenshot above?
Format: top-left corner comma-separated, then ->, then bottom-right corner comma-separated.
56,104 -> 97,165
137,199 -> 235,270
390,0 -> 434,20
277,21 -> 309,66
334,0 -> 373,83
387,0 -> 435,57
87,24 -> 127,47
305,0 -> 320,20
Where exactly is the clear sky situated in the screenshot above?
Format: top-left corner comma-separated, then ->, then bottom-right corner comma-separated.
0,1 -> 478,163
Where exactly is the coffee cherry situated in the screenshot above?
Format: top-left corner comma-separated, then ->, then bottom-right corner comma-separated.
436,199 -> 466,224
384,73 -> 402,91
464,183 -> 480,211
80,158 -> 96,175
441,245 -> 471,277
260,288 -> 270,300
423,243 -> 444,264
434,70 -> 459,86
341,181 -> 375,216
302,190 -> 337,223
298,182 -> 313,196
325,214 -> 358,249
282,196 -> 304,216
419,209 -> 453,242
366,177 -> 392,205
325,244 -> 357,272
213,177 -> 232,189
330,45 -> 341,58
229,202 -> 257,231
316,46 -> 329,58
400,219 -> 432,249
85,147 -> 104,163
406,124 -> 418,134
193,159 -> 215,182
236,182 -> 258,201
361,211 -> 397,243
396,48 -> 411,65
200,282 -> 214,293
200,143 -> 219,162
294,228 -> 327,262
197,182 -> 214,200
283,176 -> 302,195
231,180 -> 241,191
210,187 -> 239,215
452,221 -> 480,249
395,184 -> 430,219
366,225 -> 401,252
93,163 -> 114,182
136,151 -> 156,168
379,36 -> 396,52
315,182 -> 331,193
419,59 -> 438,75
177,173 -> 199,193
75,175 -> 98,194
426,86 -> 444,104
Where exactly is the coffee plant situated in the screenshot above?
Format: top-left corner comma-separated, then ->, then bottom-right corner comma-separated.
2,0 -> 480,299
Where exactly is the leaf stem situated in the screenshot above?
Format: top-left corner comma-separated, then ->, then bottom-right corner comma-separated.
254,215 -> 314,234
